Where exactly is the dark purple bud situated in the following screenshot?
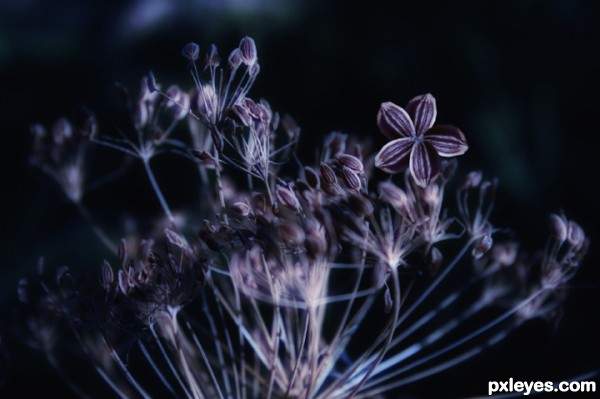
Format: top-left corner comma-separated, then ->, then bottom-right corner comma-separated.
118,239 -> 127,265
304,166 -> 320,189
337,154 -> 364,174
165,228 -> 185,248
228,48 -> 242,69
320,162 -> 337,185
549,214 -> 568,243
147,70 -> 158,93
118,269 -> 129,295
100,260 -> 114,289
206,44 -> 221,67
341,165 -> 361,191
232,201 -> 253,217
276,185 -> 301,212
182,42 -> 200,61
322,182 -> 345,197
384,287 -> 393,314
460,171 -> 483,190
567,221 -> 585,250
472,234 -> 493,259
239,36 -> 258,66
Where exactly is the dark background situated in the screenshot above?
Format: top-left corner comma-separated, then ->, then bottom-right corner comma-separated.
1,0 -> 599,397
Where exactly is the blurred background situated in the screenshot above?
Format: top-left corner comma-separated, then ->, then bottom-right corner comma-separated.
1,0 -> 599,397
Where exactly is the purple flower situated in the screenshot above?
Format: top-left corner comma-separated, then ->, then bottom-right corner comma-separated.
374,94 -> 468,187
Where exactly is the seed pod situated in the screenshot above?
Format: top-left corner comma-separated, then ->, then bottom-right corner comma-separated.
337,154 -> 363,174
206,44 -> 221,67
181,42 -> 200,61
100,260 -> 114,289
472,234 -> 493,259
232,201 -> 253,218
384,287 -> 393,314
567,221 -> 585,250
276,185 -> 301,212
165,228 -> 185,248
322,182 -> 345,197
228,48 -> 242,70
460,170 -> 482,190
549,214 -> 568,243
304,166 -> 320,189
239,36 -> 258,66
320,163 -> 337,185
341,165 -> 361,191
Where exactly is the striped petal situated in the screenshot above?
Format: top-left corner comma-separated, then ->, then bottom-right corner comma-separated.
409,142 -> 440,187
406,93 -> 437,134
377,102 -> 415,139
375,137 -> 414,174
424,124 -> 469,156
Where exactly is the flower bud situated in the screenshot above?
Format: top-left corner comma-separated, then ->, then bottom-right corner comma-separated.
276,185 -> 301,212
100,260 -> 114,290
239,36 -> 258,66
320,163 -> 337,185
341,165 -> 361,191
472,234 -> 493,259
181,42 -> 200,61
337,154 -> 363,174
549,214 -> 568,243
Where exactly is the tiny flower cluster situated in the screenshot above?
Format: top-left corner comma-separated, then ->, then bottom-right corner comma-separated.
17,37 -> 589,399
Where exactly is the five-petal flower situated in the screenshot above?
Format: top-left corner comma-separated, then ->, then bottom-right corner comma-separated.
374,93 -> 468,187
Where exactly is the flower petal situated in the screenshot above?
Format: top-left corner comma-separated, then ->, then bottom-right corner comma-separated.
375,137 -> 414,174
424,124 -> 469,156
406,93 -> 437,134
409,142 -> 440,187
377,102 -> 415,139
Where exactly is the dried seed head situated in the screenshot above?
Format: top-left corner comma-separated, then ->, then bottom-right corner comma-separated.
567,221 -> 585,250
276,185 -> 301,212
341,165 -> 362,191
304,166 -> 320,189
549,214 -> 568,243
228,48 -> 243,70
206,44 -> 221,67
472,234 -> 493,259
165,228 -> 185,248
460,170 -> 483,190
182,42 -> 200,61
320,163 -> 337,185
337,154 -> 364,174
232,201 -> 253,218
100,260 -> 114,289
239,36 -> 258,66
322,181 -> 345,197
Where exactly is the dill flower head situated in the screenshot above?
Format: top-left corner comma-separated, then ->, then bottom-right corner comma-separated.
15,36 -> 590,399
